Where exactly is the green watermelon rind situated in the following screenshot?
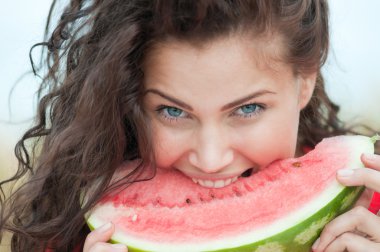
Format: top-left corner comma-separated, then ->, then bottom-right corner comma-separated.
212,186 -> 364,252
86,135 -> 376,251
87,185 -> 364,252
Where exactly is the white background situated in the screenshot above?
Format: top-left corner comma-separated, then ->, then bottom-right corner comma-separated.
0,1 -> 380,179
0,0 -> 379,250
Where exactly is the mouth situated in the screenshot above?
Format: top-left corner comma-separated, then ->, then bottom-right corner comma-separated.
191,168 -> 255,189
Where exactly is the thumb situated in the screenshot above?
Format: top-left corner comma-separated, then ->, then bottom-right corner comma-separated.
83,222 -> 115,251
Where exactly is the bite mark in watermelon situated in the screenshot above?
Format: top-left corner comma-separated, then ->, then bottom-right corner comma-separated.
85,135 -> 376,252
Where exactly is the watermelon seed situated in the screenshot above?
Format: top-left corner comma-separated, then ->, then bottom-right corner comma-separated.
292,162 -> 302,168
186,198 -> 191,204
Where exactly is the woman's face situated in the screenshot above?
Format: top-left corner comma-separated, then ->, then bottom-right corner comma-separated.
143,34 -> 315,188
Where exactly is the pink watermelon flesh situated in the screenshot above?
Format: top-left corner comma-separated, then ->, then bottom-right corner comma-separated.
90,136 -> 368,245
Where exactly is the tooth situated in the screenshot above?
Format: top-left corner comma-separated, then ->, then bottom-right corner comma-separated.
204,180 -> 214,188
192,176 -> 240,188
214,180 -> 225,188
198,180 -> 206,187
225,178 -> 232,186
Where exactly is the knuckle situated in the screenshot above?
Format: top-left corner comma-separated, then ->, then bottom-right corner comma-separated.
330,232 -> 357,250
348,206 -> 371,227
321,222 -> 338,238
338,232 -> 354,243
351,205 -> 367,215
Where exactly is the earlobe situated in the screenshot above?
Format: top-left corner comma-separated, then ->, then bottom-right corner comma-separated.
298,72 -> 317,110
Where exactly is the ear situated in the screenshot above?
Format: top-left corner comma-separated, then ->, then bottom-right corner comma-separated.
298,72 -> 317,110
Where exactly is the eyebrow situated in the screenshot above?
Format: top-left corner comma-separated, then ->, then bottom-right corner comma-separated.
144,89 -> 193,110
221,90 -> 276,110
144,88 -> 276,111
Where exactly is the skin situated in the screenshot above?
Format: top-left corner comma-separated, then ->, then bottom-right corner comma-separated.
312,154 -> 380,252
84,33 -> 316,251
83,222 -> 127,252
142,35 -> 315,184
83,34 -> 380,251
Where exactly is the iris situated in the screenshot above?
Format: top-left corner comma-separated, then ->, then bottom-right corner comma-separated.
240,104 -> 258,114
165,107 -> 183,117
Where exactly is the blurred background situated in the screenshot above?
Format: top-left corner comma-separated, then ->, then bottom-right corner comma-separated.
0,0 -> 380,250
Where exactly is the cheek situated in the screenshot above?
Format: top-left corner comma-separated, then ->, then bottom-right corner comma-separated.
236,107 -> 300,167
151,124 -> 186,168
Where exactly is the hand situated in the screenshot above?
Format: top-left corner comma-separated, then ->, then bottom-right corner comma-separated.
312,153 -> 380,252
83,222 -> 128,252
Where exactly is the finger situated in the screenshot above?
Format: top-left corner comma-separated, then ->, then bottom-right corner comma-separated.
361,153 -> 380,171
323,232 -> 380,252
83,222 -> 127,252
336,167 -> 380,192
353,188 -> 373,208
313,206 -> 380,251
88,242 -> 128,252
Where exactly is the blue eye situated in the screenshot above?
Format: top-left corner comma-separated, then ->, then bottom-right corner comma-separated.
241,104 -> 257,114
234,103 -> 264,118
165,107 -> 184,117
156,106 -> 189,121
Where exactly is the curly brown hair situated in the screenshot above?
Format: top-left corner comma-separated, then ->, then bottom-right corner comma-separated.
0,0 -> 361,251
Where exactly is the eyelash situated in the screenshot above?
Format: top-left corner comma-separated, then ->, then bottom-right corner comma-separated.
155,103 -> 265,122
155,105 -> 189,122
231,103 -> 265,118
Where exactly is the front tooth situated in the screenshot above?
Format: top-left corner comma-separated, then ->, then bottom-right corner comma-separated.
204,180 -> 214,188
193,176 -> 239,188
214,180 -> 225,188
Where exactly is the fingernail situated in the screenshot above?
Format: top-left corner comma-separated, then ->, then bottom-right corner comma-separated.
337,169 -> 354,177
97,222 -> 112,232
111,244 -> 127,250
312,237 -> 320,251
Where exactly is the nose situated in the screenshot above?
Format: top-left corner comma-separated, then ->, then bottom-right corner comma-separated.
188,124 -> 234,173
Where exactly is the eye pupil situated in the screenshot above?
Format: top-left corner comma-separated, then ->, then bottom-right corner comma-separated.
241,104 -> 257,113
167,107 -> 183,117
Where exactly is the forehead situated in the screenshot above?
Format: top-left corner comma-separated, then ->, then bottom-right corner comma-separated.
144,31 -> 289,75
142,33 -> 297,106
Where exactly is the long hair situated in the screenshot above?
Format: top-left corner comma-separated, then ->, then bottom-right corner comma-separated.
0,0 -> 358,251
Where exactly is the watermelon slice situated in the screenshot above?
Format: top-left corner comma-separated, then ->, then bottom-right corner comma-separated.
85,135 -> 377,251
